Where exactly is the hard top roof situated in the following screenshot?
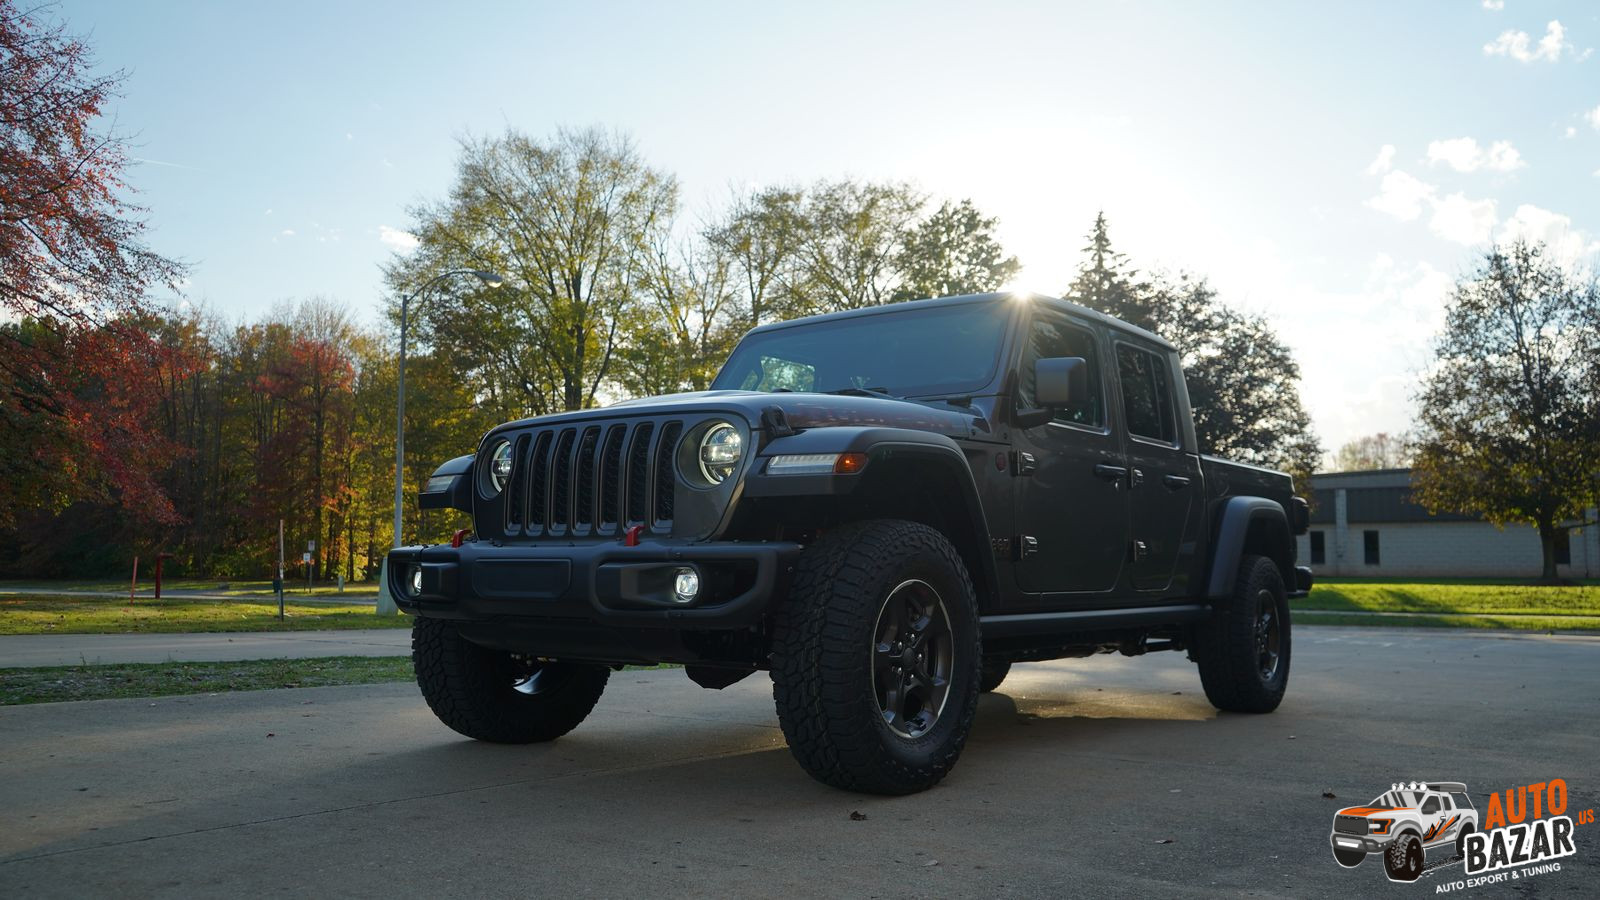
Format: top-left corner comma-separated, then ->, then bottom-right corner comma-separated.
740,292 -> 1176,351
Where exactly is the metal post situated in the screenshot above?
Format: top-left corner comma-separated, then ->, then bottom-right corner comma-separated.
277,519 -> 285,621
130,556 -> 139,603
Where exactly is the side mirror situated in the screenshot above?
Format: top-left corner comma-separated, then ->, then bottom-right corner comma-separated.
418,454 -> 474,513
1015,357 -> 1089,428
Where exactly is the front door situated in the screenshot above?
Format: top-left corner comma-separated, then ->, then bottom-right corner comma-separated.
1011,304 -> 1129,597
1113,341 -> 1201,593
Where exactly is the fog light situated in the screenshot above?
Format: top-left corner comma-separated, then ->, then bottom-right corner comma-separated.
410,566 -> 423,595
672,567 -> 700,604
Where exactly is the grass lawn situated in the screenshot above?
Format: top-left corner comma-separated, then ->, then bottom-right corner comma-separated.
0,656 -> 414,705
1295,580 -> 1600,631
0,594 -> 407,635
0,577 -> 376,597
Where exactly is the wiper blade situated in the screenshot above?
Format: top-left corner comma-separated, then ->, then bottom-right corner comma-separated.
823,386 -> 897,398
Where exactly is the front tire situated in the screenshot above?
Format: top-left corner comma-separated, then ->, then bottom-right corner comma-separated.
772,519 -> 981,795
1385,834 -> 1424,882
412,617 -> 609,744
1193,554 -> 1290,713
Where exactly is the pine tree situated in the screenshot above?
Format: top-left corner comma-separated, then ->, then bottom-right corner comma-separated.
1065,213 -> 1150,327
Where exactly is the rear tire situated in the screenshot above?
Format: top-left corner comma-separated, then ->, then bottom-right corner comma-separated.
412,617 -> 609,744
772,519 -> 981,795
979,660 -> 1011,693
1193,554 -> 1290,713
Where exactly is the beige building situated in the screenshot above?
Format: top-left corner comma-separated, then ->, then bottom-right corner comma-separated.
1295,469 -> 1598,579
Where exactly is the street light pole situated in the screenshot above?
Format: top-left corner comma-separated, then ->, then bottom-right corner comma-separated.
378,268 -> 504,614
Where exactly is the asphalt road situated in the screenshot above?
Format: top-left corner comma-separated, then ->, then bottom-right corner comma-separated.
1,626 -> 1596,898
0,629 -> 412,668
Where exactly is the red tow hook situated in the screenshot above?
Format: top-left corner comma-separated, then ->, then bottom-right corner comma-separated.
450,529 -> 469,548
622,524 -> 645,547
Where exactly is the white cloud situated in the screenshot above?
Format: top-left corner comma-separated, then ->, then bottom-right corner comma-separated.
1566,126 -> 1578,138
1429,193 -> 1498,245
379,225 -> 420,252
280,229 -> 296,237
1483,20 -> 1574,62
1497,204 -> 1600,268
1587,105 -> 1600,130
1425,137 -> 1525,172
1365,170 -> 1436,221
1365,144 -> 1396,175
1482,0 -> 1504,9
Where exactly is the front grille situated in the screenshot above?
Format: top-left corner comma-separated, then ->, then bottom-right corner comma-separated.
500,418 -> 687,539
1334,816 -> 1369,835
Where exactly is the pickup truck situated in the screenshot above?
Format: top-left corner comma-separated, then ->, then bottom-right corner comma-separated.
1332,781 -> 1479,881
390,292 -> 1313,795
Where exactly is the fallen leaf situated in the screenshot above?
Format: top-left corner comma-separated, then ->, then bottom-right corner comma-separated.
923,860 -> 939,867
266,733 -> 276,738
1155,839 -> 1175,844
1322,791 -> 1337,799
850,811 -> 867,821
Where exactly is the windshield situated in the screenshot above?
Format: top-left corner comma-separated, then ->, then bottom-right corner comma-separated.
1373,791 -> 1420,808
711,301 -> 1011,398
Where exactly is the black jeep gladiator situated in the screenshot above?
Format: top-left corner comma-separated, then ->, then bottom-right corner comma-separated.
390,292 -> 1312,795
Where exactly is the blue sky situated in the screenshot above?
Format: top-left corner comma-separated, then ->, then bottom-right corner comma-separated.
67,0 -> 1600,456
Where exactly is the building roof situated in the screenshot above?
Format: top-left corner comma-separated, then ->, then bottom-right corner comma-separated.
1306,468 -> 1479,525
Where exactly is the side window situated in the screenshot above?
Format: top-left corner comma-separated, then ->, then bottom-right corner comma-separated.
1422,797 -> 1440,815
1018,308 -> 1104,428
1116,344 -> 1178,444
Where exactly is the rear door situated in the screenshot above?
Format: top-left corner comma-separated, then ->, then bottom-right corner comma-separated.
1113,340 -> 1203,593
1011,304 -> 1129,598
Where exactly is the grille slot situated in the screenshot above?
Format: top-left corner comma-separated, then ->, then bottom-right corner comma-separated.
574,427 -> 600,528
599,425 -> 626,527
654,421 -> 682,524
501,417 -> 690,539
549,429 -> 576,531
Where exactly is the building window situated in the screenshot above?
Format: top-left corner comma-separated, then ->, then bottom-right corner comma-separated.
1309,531 -> 1326,565
1363,530 -> 1380,566
1555,529 -> 1571,566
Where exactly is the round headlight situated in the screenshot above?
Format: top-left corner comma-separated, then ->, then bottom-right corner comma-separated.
697,422 -> 742,484
484,440 -> 514,495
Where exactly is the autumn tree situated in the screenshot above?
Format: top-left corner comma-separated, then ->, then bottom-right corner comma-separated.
0,1 -> 185,527
1411,240 -> 1600,583
893,199 -> 1021,302
1064,216 -> 1321,479
1332,433 -> 1408,471
390,127 -> 677,415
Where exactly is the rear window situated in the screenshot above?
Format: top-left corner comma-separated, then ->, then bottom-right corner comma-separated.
1116,344 -> 1178,444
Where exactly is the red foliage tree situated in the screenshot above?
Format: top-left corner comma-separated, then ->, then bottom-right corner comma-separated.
0,1 -> 186,527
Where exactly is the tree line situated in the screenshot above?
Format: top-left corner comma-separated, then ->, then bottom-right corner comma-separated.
1,2 -> 1324,580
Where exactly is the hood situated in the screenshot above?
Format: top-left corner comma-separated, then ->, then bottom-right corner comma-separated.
1338,806 -> 1411,818
503,390 -> 992,441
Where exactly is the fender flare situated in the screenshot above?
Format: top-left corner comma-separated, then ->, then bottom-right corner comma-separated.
1205,495 -> 1293,600
745,426 -> 1000,609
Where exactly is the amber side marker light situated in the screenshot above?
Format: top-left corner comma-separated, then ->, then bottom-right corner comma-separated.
834,452 -> 869,474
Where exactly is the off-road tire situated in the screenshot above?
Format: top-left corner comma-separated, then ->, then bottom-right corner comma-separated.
771,519 -> 981,795
1332,847 -> 1365,868
412,617 -> 609,744
1193,554 -> 1290,713
979,660 -> 1012,693
1385,833 -> 1424,882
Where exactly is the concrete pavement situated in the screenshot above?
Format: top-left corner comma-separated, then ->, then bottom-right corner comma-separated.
1,626 -> 1597,897
0,629 -> 411,668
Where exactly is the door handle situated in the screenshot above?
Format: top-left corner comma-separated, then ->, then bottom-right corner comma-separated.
1093,463 -> 1128,484
1163,474 -> 1192,490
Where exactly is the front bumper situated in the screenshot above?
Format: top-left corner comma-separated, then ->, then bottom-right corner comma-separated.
1329,831 -> 1393,855
386,538 -> 803,631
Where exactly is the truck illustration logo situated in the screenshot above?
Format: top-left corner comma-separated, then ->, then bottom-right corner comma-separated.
1330,781 -> 1479,882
